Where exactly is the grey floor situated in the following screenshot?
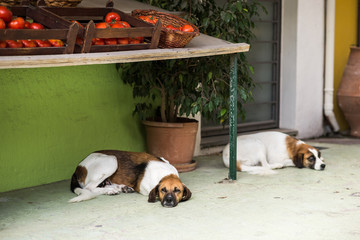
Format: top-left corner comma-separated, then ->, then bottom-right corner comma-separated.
1,140 -> 360,240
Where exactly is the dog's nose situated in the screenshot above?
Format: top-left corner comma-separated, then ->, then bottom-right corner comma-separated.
320,164 -> 326,170
162,194 -> 176,207
165,194 -> 173,203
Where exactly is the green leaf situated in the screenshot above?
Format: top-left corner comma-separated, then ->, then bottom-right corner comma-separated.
225,12 -> 232,23
236,1 -> 243,12
209,101 -> 214,112
249,65 -> 254,74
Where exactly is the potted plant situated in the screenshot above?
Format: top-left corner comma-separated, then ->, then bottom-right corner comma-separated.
117,0 -> 263,172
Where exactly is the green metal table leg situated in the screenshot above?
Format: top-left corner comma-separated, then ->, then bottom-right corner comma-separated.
229,54 -> 237,180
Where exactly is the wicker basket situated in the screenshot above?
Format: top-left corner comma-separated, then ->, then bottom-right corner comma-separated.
132,9 -> 199,48
0,0 -> 82,6
28,0 -> 82,7
0,0 -> 21,6
42,0 -> 82,7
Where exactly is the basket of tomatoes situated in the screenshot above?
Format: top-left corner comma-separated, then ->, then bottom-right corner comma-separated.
132,9 -> 200,48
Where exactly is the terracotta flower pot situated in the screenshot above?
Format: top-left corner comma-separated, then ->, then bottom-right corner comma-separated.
337,46 -> 360,137
142,118 -> 198,172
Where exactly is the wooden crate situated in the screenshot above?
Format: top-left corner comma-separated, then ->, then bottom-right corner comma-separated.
0,4 -> 79,55
38,0 -> 161,53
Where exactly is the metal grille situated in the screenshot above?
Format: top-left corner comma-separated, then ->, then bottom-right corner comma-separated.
201,0 -> 282,148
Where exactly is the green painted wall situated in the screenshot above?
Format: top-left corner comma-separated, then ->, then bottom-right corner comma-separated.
0,64 -> 146,192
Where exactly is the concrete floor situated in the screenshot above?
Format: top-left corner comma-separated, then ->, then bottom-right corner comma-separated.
1,140 -> 360,240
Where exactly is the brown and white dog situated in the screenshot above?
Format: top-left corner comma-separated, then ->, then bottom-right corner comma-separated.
69,150 -> 192,207
222,131 -> 325,175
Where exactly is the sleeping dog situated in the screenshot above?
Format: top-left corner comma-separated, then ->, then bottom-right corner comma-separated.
69,150 -> 192,207
222,131 -> 325,175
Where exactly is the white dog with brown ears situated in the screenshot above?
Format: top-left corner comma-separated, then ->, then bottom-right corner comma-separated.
222,131 -> 325,175
69,150 -> 192,207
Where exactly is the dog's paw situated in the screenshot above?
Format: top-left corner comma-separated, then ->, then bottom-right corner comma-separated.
74,188 -> 82,195
111,184 -> 135,193
121,186 -> 135,193
105,188 -> 122,195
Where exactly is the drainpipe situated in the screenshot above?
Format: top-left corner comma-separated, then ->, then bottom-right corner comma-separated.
324,0 -> 340,132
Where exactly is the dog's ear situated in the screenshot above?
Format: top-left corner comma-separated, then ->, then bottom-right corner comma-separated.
148,184 -> 159,203
181,184 -> 192,202
294,153 -> 304,168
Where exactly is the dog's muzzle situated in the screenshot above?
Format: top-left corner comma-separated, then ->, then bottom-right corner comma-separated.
161,193 -> 178,208
315,163 -> 326,171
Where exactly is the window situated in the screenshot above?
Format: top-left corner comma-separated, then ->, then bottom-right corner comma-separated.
201,0 -> 281,148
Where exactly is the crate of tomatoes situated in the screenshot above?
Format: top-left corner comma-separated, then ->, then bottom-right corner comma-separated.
38,0 -> 162,53
0,4 -> 79,55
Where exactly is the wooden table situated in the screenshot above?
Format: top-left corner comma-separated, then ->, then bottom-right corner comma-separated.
0,0 -> 250,180
0,34 -> 248,69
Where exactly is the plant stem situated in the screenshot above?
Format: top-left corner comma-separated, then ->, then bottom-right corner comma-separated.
160,86 -> 167,122
169,95 -> 175,122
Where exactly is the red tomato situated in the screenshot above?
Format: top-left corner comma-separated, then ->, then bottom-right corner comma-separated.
166,24 -> 178,30
140,16 -> 156,24
8,17 -> 25,29
29,22 -> 44,29
92,38 -> 105,45
138,16 -> 147,21
0,18 -> 5,29
117,21 -> 131,28
117,38 -> 129,45
35,40 -> 52,47
135,36 -> 144,43
95,22 -> 109,29
24,20 -> 31,29
49,39 -> 64,47
105,12 -> 121,24
0,6 -> 13,23
104,38 -> 117,45
139,16 -> 148,23
140,15 -> 157,24
129,38 -> 140,44
0,40 -> 6,48
111,22 -> 125,29
76,37 -> 83,45
6,40 -> 23,48
22,39 -> 37,48
181,24 -> 194,32
150,16 -> 158,22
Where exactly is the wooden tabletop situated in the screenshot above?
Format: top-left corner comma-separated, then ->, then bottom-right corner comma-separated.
0,0 -> 249,69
